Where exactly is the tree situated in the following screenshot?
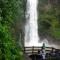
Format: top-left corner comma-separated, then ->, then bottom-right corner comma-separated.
0,0 -> 25,60
38,0 -> 60,40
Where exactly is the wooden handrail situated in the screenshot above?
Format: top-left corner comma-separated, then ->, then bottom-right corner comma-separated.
24,46 -> 60,55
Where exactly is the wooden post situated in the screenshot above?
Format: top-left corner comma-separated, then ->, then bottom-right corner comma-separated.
32,46 -> 34,54
24,47 -> 25,53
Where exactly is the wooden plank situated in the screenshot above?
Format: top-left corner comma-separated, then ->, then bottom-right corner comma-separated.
24,46 -> 60,55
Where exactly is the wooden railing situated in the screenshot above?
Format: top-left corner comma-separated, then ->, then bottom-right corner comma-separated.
24,46 -> 55,55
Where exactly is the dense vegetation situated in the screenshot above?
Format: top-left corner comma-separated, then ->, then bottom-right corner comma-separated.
38,0 -> 60,40
0,0 -> 25,60
0,0 -> 60,59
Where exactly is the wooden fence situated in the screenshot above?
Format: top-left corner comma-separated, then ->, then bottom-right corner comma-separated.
24,46 -> 55,55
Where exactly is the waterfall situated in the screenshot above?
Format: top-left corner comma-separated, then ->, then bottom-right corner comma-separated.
24,0 -> 60,48
24,0 -> 41,46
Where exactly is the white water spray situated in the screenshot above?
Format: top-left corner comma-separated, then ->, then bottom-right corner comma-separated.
24,0 -> 60,48
25,0 -> 41,46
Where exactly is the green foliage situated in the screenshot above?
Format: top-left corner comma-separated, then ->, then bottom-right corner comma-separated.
38,0 -> 60,40
52,28 -> 60,39
0,0 -> 24,60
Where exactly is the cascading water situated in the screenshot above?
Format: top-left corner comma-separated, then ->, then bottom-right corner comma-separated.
24,0 -> 42,46
24,0 -> 60,48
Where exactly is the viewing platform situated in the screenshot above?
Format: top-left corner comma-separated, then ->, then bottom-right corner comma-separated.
24,46 -> 60,60
24,46 -> 59,55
